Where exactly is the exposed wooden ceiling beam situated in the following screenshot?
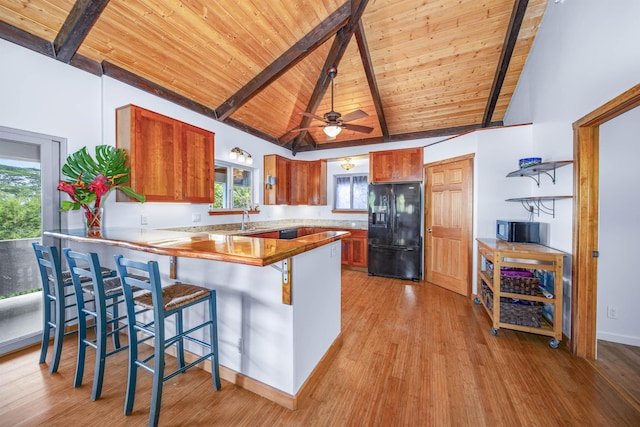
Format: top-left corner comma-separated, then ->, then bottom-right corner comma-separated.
54,0 -> 110,63
295,121 -> 504,152
355,20 -> 388,137
0,20 -> 54,57
102,61 -> 276,143
215,3 -> 351,121
482,0 -> 529,127
290,0 -> 370,154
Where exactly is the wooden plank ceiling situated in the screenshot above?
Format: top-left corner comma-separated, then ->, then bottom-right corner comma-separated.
0,0 -> 548,154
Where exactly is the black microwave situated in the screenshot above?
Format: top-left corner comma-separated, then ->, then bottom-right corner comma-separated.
496,220 -> 541,243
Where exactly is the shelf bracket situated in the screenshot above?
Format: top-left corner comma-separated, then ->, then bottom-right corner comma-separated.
270,258 -> 292,305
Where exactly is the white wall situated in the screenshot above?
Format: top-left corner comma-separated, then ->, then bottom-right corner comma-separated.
597,107 -> 640,346
505,0 -> 640,343
506,0 -> 640,252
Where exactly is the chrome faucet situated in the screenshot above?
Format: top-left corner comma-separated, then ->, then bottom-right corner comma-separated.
241,208 -> 250,231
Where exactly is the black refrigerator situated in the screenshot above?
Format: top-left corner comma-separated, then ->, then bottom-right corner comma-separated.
368,182 -> 422,281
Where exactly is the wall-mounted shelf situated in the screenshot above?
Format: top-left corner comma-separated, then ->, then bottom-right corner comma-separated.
506,196 -> 572,217
506,160 -> 573,186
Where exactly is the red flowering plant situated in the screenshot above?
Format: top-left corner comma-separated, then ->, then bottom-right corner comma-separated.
58,145 -> 145,234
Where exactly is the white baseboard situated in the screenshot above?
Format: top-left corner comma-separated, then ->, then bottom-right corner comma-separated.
597,332 -> 640,347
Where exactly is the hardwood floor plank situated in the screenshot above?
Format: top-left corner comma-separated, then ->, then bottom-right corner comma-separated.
1,270 -> 639,426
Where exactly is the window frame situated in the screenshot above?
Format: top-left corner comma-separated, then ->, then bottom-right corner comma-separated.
333,173 -> 368,213
212,160 -> 255,212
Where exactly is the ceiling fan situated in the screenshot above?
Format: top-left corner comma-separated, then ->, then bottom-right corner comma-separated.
287,67 -> 374,140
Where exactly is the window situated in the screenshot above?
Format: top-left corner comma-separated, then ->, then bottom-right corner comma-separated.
0,127 -> 65,356
213,161 -> 253,209
334,174 -> 368,211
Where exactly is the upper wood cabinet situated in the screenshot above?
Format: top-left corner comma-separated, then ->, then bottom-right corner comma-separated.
264,156 -> 326,205
369,147 -> 423,183
308,160 -> 327,206
290,160 -> 309,205
264,154 -> 290,205
116,105 -> 214,203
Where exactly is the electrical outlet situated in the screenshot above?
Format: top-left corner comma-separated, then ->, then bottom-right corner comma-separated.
607,306 -> 618,319
237,338 -> 243,354
192,213 -> 201,222
140,214 -> 148,225
331,245 -> 337,258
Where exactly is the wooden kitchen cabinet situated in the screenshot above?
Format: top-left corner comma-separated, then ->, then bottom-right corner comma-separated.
116,104 -> 214,203
264,156 -> 326,205
341,229 -> 368,269
290,160 -> 309,205
369,147 -> 423,182
264,154 -> 290,205
308,160 -> 327,205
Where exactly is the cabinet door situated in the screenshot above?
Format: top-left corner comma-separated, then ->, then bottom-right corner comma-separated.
369,150 -> 395,182
308,160 -> 327,205
264,154 -> 290,205
132,107 -> 182,202
290,160 -> 309,205
275,156 -> 291,204
181,123 -> 214,203
341,238 -> 351,265
395,147 -> 423,181
350,232 -> 368,268
370,148 -> 423,183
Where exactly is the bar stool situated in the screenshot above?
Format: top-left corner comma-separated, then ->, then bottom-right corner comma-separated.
114,254 -> 221,427
63,248 -> 130,401
32,243 -> 115,374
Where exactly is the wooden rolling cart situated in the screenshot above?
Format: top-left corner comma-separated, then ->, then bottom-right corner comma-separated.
475,238 -> 564,348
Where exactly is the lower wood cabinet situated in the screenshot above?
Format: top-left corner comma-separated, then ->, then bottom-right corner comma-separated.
341,229 -> 368,269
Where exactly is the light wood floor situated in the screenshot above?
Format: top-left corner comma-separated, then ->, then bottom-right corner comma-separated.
594,340 -> 640,407
1,270 -> 639,426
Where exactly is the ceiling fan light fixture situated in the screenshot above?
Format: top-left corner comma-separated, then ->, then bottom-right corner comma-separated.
324,125 -> 342,138
341,157 -> 355,171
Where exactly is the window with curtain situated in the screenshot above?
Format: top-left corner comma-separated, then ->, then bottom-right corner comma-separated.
334,174 -> 368,211
213,162 -> 253,209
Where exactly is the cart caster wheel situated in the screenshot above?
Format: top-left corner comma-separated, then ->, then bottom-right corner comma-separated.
474,297 -> 480,305
549,339 -> 560,349
490,327 -> 498,336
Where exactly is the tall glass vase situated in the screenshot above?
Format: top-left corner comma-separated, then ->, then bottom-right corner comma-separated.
85,206 -> 104,237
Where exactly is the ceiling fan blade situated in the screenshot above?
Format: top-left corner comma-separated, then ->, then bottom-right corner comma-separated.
286,125 -> 324,134
299,112 -> 327,122
343,123 -> 374,134
341,109 -> 368,123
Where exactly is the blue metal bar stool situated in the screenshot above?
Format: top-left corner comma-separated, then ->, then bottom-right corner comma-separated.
114,254 -> 221,427
32,243 -> 115,374
63,248 -> 130,401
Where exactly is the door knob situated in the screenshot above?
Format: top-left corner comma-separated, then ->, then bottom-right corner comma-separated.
427,228 -> 432,233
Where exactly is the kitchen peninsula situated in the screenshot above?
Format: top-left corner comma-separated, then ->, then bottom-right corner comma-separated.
44,227 -> 348,410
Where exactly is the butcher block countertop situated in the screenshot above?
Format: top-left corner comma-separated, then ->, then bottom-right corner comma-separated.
44,227 -> 350,267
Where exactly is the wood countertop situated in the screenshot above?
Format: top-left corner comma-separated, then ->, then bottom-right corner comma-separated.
45,228 -> 350,267
477,238 -> 566,256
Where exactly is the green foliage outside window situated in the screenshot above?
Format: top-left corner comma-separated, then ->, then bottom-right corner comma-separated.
0,164 -> 41,240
